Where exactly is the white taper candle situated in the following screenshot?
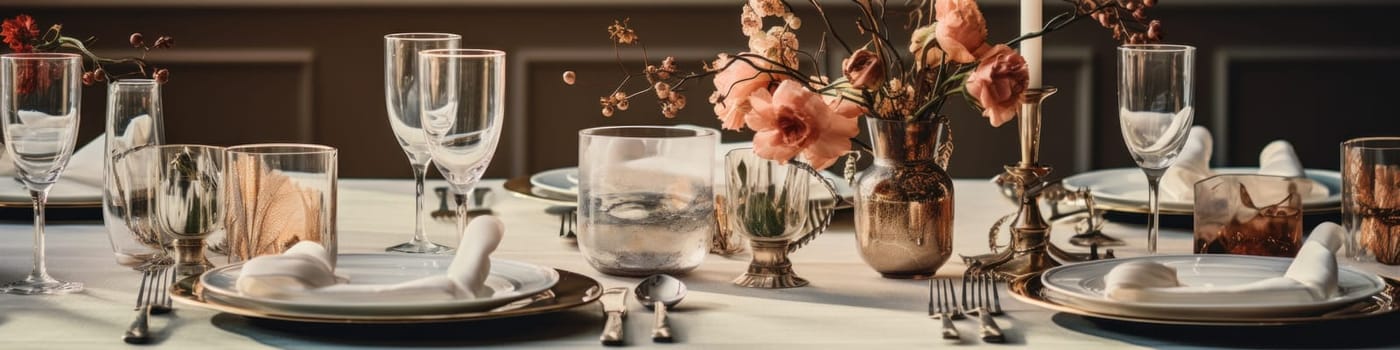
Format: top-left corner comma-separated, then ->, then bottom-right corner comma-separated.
1020,0 -> 1043,88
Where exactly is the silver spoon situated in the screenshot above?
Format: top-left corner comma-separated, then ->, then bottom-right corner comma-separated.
634,274 -> 686,343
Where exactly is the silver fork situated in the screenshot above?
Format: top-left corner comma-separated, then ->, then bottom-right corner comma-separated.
559,209 -> 577,239
123,266 -> 172,344
961,273 -> 1005,343
928,278 -> 961,340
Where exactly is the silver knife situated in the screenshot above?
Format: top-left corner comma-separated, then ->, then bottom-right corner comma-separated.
600,287 -> 628,346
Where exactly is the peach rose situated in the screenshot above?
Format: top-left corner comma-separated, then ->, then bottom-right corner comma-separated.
711,53 -> 773,130
842,49 -> 884,90
746,80 -> 861,170
965,45 -> 1028,127
934,0 -> 989,64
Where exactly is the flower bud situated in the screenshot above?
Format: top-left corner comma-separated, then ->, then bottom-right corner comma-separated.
562,71 -> 576,85
93,67 -> 106,81
153,68 -> 170,84
81,72 -> 95,86
129,33 -> 144,48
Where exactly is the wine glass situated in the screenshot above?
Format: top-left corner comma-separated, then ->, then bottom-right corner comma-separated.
1117,44 -> 1196,254
1,53 -> 84,295
417,49 -> 505,246
150,145 -> 224,279
384,33 -> 460,254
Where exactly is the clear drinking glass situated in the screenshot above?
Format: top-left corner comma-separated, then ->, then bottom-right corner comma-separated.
384,32 -> 460,254
1342,137 -> 1400,265
418,49 -> 505,248
1117,44 -> 1195,254
150,145 -> 224,279
1193,174 -> 1307,257
1,53 -> 84,295
577,126 -> 717,276
225,144 -> 338,264
103,79 -> 168,269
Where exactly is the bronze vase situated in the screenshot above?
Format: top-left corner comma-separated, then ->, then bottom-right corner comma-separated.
854,118 -> 954,279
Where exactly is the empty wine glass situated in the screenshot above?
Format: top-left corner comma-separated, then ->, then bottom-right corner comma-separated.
150,145 -> 224,279
418,49 -> 505,248
1,53 -> 84,295
1117,44 -> 1196,254
384,33 -> 460,254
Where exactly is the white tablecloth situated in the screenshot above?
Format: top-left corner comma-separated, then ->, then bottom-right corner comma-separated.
0,179 -> 1395,349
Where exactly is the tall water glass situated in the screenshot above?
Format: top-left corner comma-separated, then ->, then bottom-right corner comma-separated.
577,126 -> 717,276
1118,44 -> 1195,254
1,53 -> 83,295
103,79 -> 167,269
384,32 -> 460,254
1342,137 -> 1400,265
225,144 -> 338,264
418,49 -> 504,248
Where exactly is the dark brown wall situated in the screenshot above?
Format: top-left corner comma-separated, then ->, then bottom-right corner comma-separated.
5,1 -> 1398,179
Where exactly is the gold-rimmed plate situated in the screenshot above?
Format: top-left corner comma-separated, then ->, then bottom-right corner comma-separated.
1009,273 -> 1399,326
504,176 -> 575,207
172,268 -> 602,324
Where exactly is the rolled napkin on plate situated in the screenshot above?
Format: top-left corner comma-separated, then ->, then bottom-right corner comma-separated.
235,215 -> 505,302
1158,126 -> 1322,202
1104,222 -> 1344,304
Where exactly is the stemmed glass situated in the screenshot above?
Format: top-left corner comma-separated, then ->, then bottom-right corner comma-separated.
418,49 -> 505,244
0,53 -> 84,294
384,33 -> 461,254
1117,44 -> 1196,254
150,145 -> 224,279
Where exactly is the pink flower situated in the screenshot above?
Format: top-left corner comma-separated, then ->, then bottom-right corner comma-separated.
710,53 -> 773,130
841,49 -> 884,90
934,0 -> 989,64
746,80 -> 861,170
965,45 -> 1028,127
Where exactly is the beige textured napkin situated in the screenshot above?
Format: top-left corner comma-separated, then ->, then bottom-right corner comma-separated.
1104,222 -> 1344,304
1159,126 -> 1323,202
235,216 -> 504,302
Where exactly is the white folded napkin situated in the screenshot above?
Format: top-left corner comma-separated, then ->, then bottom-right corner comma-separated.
1103,222 -> 1344,304
0,136 -> 104,188
1159,127 -> 1323,202
235,215 -> 505,302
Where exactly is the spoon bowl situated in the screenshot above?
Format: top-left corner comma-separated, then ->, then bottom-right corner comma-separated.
635,274 -> 686,309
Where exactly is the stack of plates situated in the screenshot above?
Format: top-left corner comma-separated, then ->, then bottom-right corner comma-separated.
1062,168 -> 1342,215
1010,255 -> 1398,325
173,254 -> 601,323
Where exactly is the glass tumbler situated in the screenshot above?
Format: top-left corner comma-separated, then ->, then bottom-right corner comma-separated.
1342,137 -> 1400,265
1193,174 -> 1308,257
102,79 -> 167,269
577,126 -> 717,276
225,144 -> 338,264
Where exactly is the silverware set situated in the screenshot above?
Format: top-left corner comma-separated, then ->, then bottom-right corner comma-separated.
123,266 -> 173,344
928,273 -> 1006,344
431,186 -> 495,222
599,275 -> 689,346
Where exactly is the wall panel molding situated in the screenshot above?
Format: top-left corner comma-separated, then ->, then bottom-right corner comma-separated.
134,48 -> 318,143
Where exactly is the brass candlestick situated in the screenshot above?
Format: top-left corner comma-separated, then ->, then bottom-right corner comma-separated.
962,87 -> 1103,281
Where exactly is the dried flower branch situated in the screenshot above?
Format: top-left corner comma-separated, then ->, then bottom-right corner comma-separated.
2,14 -> 176,87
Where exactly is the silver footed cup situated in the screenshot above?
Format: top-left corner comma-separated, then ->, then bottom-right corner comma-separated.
723,148 -> 838,288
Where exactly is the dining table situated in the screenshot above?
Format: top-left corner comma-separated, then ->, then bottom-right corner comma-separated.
0,178 -> 1395,349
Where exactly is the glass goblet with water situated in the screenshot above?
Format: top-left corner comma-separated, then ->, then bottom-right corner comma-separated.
384,33 -> 460,254
418,49 -> 505,248
1,53 -> 84,295
1117,44 -> 1196,254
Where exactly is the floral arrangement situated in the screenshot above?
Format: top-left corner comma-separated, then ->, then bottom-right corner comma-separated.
1,14 -> 174,92
572,0 -> 1160,170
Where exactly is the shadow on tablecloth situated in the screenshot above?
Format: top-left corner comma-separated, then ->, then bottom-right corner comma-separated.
1051,312 -> 1400,348
208,304 -> 602,347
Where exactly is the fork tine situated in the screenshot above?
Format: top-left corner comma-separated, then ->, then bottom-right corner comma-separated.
927,279 -> 936,314
989,275 -> 1003,315
133,269 -> 151,310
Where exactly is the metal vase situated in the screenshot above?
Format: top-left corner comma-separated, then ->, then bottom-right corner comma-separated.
853,118 -> 955,279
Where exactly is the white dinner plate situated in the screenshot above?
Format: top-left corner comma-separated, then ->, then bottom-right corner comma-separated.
1040,254 -> 1386,320
200,254 -> 559,316
0,176 -> 102,207
1062,167 -> 1341,215
523,166 -> 856,208
530,168 -> 579,196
